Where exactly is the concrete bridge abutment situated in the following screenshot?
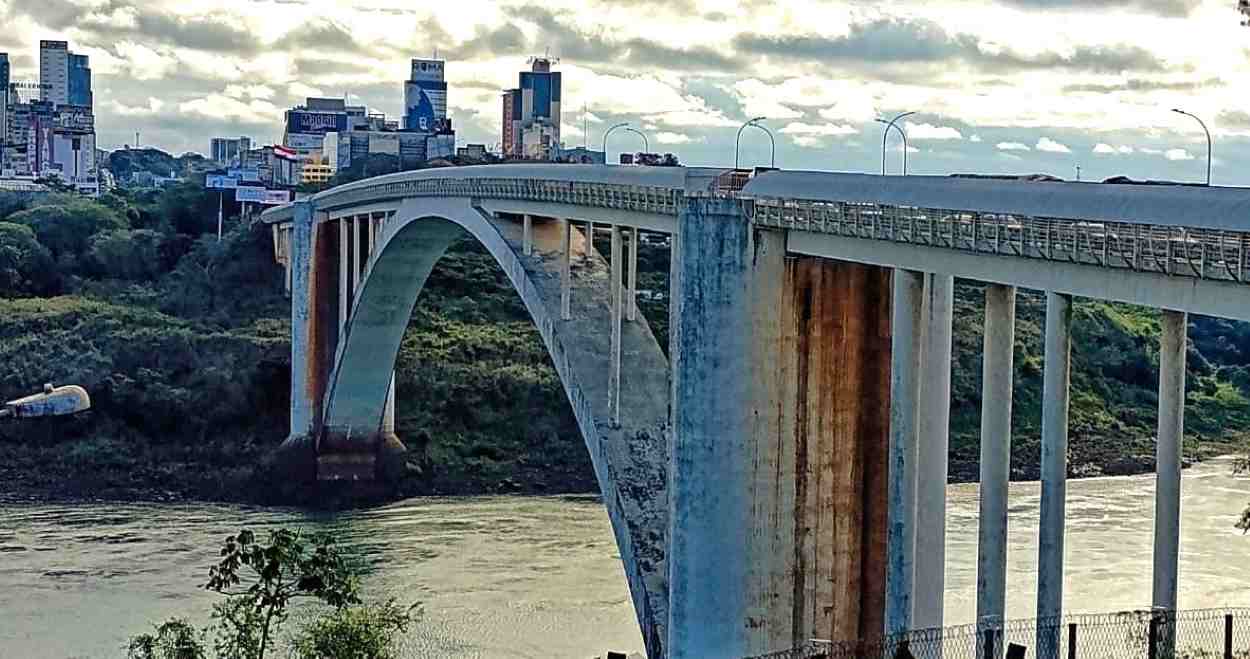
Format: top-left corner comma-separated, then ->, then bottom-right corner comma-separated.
668,197 -> 892,658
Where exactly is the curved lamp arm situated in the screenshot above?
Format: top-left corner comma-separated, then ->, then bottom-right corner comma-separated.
602,122 -> 629,165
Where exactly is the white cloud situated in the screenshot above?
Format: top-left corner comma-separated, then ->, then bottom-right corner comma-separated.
730,79 -> 804,121
904,122 -> 963,140
1165,148 -> 1195,161
780,122 -> 857,148
1036,137 -> 1072,153
1093,143 -> 1135,154
178,95 -> 282,124
1140,147 -> 1164,155
655,131 -> 698,144
970,134 -> 983,143
997,142 -> 1031,151
223,84 -> 275,100
109,97 -> 165,116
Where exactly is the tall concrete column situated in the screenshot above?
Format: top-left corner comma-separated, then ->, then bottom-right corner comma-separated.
628,227 -> 639,322
382,372 -> 396,436
914,273 -> 954,631
353,216 -> 363,292
977,283 -> 1017,639
339,218 -> 349,329
668,197 -> 757,658
287,201 -> 317,441
523,214 -> 533,256
367,213 -> 377,264
886,268 -> 925,637
1037,292 -> 1073,657
1153,309 -> 1187,613
584,221 -> 595,261
284,227 -> 292,295
609,225 -> 623,425
560,218 -> 572,321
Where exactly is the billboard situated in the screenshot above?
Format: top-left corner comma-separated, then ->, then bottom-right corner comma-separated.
285,133 -> 326,151
228,167 -> 260,182
235,185 -> 266,202
286,110 -> 347,135
261,190 -> 290,205
53,106 -> 93,134
404,80 -> 447,131
205,174 -> 238,189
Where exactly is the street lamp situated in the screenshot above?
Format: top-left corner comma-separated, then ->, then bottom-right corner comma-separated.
0,383 -> 91,420
1171,108 -> 1212,186
877,111 -> 916,176
735,117 -> 775,169
602,122 -> 629,165
623,127 -> 649,154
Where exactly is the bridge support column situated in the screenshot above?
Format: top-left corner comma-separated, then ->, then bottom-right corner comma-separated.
628,227 -> 638,322
914,273 -> 954,632
561,218 -> 572,321
669,197 -> 891,657
353,216 -> 363,292
339,218 -> 349,329
609,225 -> 623,425
1037,292 -> 1072,658
1153,310 -> 1187,617
523,214 -> 533,256
277,201 -> 335,480
977,283 -> 1017,641
886,269 -> 924,637
584,221 -> 594,261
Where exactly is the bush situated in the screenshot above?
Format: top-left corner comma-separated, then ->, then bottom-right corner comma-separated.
126,618 -> 207,659
0,222 -> 57,296
290,600 -> 418,659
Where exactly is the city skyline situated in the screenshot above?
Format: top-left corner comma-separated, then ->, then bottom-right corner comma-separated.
3,0 -> 1249,183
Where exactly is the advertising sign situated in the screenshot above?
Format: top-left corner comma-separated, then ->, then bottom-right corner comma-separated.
228,167 -> 260,182
53,106 -> 94,134
261,190 -> 290,205
285,133 -> 326,151
235,186 -> 266,203
205,175 -> 238,189
286,110 -> 347,135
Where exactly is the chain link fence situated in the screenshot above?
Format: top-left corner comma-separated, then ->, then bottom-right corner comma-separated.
749,608 -> 1250,659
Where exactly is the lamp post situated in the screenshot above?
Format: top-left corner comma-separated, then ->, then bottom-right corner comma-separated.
623,127 -> 649,154
602,122 -> 629,166
877,111 -> 916,176
1171,108 -> 1212,186
735,117 -> 775,169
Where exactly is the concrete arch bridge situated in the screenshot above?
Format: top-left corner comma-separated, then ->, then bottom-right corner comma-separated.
261,164 -> 1250,659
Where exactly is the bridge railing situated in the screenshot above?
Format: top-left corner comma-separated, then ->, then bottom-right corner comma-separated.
749,197 -> 1250,286
749,608 -> 1250,659
272,176 -> 684,220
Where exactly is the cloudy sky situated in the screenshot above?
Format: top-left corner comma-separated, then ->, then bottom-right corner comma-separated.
4,0 -> 1250,183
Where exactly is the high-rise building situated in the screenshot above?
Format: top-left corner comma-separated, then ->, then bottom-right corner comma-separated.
501,57 -> 562,160
68,53 -> 91,107
404,58 -> 447,132
1,53 -> 10,168
39,40 -> 69,106
211,136 -> 252,165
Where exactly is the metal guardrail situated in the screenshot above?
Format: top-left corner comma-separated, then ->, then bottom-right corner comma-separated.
263,174 -> 1250,288
750,197 -> 1250,286
750,608 -> 1250,659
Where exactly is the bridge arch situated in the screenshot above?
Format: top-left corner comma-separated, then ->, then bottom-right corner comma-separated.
322,196 -> 670,656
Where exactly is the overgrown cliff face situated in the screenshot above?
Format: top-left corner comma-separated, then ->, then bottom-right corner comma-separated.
0,183 -> 1247,504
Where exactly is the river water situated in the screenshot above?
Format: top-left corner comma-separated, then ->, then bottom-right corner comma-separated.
2,458 -> 1249,658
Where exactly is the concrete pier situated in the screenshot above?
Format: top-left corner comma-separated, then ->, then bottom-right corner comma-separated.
914,273 -> 954,631
1153,309 -> 1187,613
628,227 -> 639,322
523,214 -> 533,256
886,268 -> 924,636
339,218 -> 349,329
977,283 -> 1016,637
561,219 -> 572,321
353,217 -> 363,292
609,225 -> 623,425
1037,292 -> 1072,656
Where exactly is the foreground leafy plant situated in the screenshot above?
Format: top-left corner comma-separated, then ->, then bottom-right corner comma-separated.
126,618 -> 207,659
204,529 -> 361,659
289,599 -> 419,659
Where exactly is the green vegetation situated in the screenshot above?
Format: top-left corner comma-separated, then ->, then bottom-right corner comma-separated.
0,152 -> 1248,506
127,528 -> 415,659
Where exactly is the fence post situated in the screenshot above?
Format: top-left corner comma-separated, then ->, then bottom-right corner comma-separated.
1067,623 -> 1077,659
1226,613 -> 1234,659
984,627 -> 996,659
1149,614 -> 1159,659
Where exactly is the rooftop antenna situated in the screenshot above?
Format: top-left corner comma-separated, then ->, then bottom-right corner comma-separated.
583,102 -> 588,149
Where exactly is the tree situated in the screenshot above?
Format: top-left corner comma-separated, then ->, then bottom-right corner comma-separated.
204,529 -> 360,659
289,600 -> 418,659
86,229 -> 164,280
6,198 -> 127,264
0,222 -> 57,296
126,619 -> 207,659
